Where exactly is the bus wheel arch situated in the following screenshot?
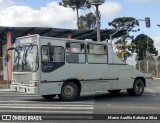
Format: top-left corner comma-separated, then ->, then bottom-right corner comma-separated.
135,77 -> 146,87
59,79 -> 81,101
127,77 -> 145,96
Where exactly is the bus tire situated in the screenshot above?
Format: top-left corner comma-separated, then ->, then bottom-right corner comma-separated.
108,90 -> 121,95
127,79 -> 144,96
127,89 -> 134,96
41,95 -> 56,99
58,82 -> 79,101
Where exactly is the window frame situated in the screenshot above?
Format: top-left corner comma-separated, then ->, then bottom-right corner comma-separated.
41,45 -> 65,72
66,42 -> 86,64
86,43 -> 108,64
13,44 -> 39,72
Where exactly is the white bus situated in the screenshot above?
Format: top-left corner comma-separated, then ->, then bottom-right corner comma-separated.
8,34 -> 152,101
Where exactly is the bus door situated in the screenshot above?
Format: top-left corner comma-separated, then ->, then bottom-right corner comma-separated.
40,41 -> 65,94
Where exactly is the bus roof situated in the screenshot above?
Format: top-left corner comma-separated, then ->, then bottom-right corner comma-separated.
18,34 -> 112,45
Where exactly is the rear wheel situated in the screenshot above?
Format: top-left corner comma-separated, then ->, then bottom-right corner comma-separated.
41,95 -> 56,99
58,82 -> 79,101
108,90 -> 121,95
127,79 -> 144,96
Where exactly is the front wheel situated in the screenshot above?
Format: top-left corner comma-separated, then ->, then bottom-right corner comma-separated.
58,82 -> 79,101
41,95 -> 56,99
127,79 -> 144,96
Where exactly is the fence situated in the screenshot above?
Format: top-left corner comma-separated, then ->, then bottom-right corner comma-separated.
127,60 -> 160,76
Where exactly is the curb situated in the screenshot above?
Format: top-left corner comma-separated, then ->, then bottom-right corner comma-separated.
152,77 -> 160,80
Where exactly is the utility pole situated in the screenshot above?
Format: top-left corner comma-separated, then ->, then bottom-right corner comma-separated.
156,57 -> 158,76
146,36 -> 149,73
95,4 -> 101,42
88,0 -> 105,42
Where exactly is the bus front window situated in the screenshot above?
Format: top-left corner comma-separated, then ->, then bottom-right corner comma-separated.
13,45 -> 38,72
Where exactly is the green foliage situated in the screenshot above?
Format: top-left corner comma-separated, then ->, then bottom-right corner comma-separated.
108,17 -> 139,30
115,42 -> 136,59
59,0 -> 87,29
132,34 -> 158,60
79,12 -> 96,30
59,0 -> 86,10
108,17 -> 139,61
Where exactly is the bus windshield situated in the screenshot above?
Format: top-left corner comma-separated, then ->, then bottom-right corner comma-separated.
13,45 -> 38,72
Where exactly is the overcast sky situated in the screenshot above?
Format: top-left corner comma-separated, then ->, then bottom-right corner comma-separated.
0,0 -> 160,52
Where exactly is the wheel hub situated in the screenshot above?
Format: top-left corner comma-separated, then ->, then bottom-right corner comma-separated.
63,85 -> 74,97
136,83 -> 142,93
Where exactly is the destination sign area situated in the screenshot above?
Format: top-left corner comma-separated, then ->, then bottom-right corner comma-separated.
15,35 -> 38,45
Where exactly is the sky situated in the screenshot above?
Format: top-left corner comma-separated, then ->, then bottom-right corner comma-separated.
0,0 -> 160,54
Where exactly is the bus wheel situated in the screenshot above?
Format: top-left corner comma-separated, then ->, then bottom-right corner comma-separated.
58,82 -> 79,101
41,95 -> 56,99
127,79 -> 144,96
108,90 -> 121,95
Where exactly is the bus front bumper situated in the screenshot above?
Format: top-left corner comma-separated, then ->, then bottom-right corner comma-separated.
11,84 -> 38,94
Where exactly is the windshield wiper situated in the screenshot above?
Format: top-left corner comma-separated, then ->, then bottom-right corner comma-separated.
14,47 -> 20,63
23,44 -> 33,70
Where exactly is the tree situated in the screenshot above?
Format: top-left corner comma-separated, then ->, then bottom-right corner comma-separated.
132,34 -> 158,61
59,0 -> 88,29
108,17 -> 139,30
79,12 -> 96,30
115,42 -> 136,59
108,17 -> 139,61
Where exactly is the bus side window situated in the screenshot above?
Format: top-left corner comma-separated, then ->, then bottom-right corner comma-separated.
87,44 -> 108,63
66,42 -> 85,63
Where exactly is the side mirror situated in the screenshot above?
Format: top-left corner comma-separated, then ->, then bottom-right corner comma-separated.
5,52 -> 11,62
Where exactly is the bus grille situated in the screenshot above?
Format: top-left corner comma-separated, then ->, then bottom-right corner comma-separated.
13,73 -> 32,85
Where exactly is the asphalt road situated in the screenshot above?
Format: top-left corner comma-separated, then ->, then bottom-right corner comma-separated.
0,78 -> 160,123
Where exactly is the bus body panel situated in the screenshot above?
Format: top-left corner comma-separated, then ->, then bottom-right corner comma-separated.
10,35 -> 152,97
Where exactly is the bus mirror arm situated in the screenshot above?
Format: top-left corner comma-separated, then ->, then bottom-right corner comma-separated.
6,47 -> 19,62
7,47 -> 19,53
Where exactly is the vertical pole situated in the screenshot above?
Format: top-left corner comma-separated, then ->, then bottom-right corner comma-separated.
110,35 -> 112,43
156,58 -> 158,76
146,36 -> 149,73
0,41 -> 2,64
0,42 -> 2,57
138,61 -> 141,70
67,32 -> 72,39
0,42 -> 2,81
95,4 -> 100,42
146,60 -> 149,73
6,31 -> 12,85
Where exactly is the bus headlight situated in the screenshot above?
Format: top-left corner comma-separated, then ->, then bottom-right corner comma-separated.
29,81 -> 38,87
